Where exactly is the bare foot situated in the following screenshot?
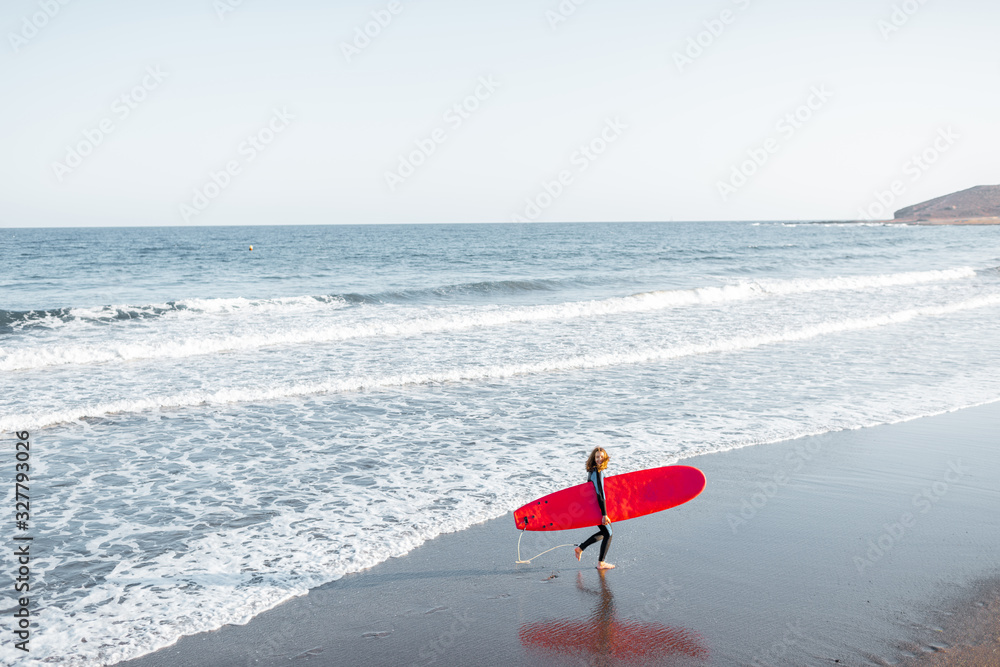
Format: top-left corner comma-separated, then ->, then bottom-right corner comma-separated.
574,547 -> 582,561
596,561 -> 615,570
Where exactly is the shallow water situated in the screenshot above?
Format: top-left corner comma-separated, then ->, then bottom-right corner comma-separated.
2,221 -> 999,664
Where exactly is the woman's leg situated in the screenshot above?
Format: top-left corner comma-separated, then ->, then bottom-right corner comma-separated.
597,524 -> 612,562
578,526 -> 605,552
578,524 -> 612,557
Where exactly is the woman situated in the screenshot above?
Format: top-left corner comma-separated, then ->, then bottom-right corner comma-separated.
575,446 -> 615,570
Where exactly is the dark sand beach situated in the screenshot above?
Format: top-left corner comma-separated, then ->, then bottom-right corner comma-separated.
120,401 -> 1000,667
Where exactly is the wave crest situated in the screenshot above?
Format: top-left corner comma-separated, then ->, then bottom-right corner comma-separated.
0,267 -> 979,372
6,291 -> 998,432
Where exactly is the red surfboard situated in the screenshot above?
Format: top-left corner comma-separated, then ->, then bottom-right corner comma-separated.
513,465 -> 705,531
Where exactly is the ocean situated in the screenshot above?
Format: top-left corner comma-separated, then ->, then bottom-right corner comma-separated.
2,221 -> 999,665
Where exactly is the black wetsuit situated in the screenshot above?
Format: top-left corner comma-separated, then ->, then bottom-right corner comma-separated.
578,468 -> 612,561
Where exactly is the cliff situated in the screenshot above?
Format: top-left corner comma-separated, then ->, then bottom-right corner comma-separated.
895,185 -> 1000,221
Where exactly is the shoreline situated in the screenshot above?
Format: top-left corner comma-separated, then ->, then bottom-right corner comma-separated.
119,400 -> 1000,666
814,217 -> 1000,225
902,217 -> 1000,225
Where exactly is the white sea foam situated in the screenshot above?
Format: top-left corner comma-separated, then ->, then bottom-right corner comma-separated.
15,381 -> 1000,666
66,295 -> 349,320
2,295 -> 350,333
5,291 -> 998,433
0,267 -> 977,372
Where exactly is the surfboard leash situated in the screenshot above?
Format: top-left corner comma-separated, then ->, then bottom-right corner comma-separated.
515,527 -> 577,564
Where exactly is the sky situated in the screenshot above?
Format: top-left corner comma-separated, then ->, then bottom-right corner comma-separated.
1,0 -> 997,226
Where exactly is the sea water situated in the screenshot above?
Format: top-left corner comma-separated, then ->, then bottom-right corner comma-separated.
1,221 -> 999,665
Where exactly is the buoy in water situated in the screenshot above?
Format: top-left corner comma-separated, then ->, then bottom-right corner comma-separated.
249,245 -> 253,251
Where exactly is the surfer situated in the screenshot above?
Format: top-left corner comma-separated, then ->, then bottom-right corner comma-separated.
575,447 -> 615,570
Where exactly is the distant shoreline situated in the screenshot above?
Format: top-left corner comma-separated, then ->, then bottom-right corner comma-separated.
900,217 -> 1000,225
816,217 -> 1000,226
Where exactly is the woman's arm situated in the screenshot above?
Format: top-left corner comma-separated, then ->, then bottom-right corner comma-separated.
590,470 -> 608,519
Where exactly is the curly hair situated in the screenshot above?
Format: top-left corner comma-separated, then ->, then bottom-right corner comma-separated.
585,446 -> 609,473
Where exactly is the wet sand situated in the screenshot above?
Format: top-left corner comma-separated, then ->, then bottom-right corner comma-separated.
900,577 -> 1000,666
118,401 -> 1000,666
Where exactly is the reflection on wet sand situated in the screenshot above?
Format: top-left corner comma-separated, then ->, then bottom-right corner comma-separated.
519,570 -> 709,665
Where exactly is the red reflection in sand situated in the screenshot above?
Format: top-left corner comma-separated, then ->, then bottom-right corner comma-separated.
519,571 -> 709,664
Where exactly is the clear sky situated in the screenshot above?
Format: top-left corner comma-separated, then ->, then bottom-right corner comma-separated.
1,0 -> 997,226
